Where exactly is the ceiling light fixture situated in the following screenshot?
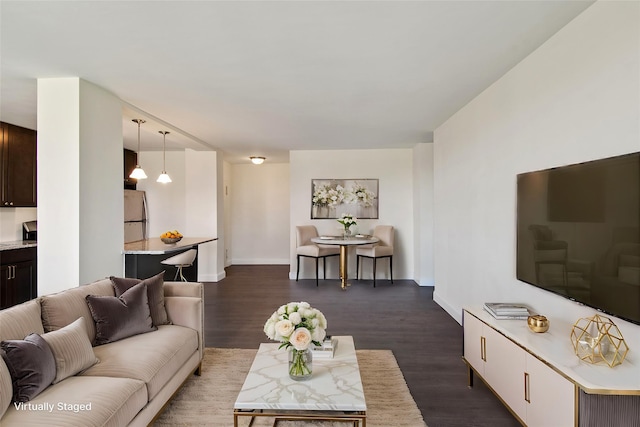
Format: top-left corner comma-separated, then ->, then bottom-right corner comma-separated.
250,156 -> 265,165
129,119 -> 147,179
157,131 -> 172,183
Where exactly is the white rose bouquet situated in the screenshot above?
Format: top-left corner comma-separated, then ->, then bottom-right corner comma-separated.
337,213 -> 357,233
264,301 -> 327,350
264,302 -> 327,379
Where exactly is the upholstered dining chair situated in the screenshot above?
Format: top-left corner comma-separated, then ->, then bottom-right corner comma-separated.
296,225 -> 340,286
356,225 -> 394,287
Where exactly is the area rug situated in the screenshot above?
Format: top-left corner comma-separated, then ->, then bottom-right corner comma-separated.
153,348 -> 427,427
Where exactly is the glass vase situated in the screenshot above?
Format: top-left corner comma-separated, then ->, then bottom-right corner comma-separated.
343,227 -> 352,238
288,348 -> 313,381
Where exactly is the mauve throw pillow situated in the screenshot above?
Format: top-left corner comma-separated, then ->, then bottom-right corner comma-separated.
86,282 -> 156,345
110,271 -> 169,326
1,334 -> 56,402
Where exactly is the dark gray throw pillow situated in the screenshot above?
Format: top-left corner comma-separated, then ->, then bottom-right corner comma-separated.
110,271 -> 169,326
1,333 -> 56,402
86,282 -> 156,345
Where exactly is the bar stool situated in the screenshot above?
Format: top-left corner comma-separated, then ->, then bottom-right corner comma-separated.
161,249 -> 197,282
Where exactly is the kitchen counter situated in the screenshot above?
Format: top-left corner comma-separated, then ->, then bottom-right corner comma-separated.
0,240 -> 37,251
123,237 -> 217,254
123,237 -> 217,280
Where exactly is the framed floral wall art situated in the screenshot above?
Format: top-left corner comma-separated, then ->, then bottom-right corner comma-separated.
311,179 -> 379,219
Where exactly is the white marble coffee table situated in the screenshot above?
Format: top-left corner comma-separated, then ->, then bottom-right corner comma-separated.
234,335 -> 367,426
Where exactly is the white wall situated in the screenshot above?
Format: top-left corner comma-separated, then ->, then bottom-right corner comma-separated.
185,149 -> 223,281
37,78 -> 123,294
0,208 -> 37,241
229,162 -> 290,264
289,149 -> 414,280
137,149 -> 224,281
137,150 -> 187,237
433,1 -> 639,345
223,160 -> 232,266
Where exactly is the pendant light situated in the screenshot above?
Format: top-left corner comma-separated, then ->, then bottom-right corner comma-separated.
129,119 -> 147,179
157,131 -> 172,183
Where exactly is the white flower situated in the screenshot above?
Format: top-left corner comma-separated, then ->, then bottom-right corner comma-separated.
317,312 -> 327,329
275,319 -> 294,338
289,327 -> 312,350
311,327 -> 326,343
264,301 -> 328,350
337,213 -> 357,229
346,182 -> 376,207
264,319 -> 276,340
289,312 -> 302,325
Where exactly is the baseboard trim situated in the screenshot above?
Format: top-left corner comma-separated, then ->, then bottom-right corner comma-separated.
198,270 -> 226,282
433,291 -> 462,325
231,258 -> 290,265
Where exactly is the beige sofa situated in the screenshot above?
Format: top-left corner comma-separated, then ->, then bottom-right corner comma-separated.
0,278 -> 204,426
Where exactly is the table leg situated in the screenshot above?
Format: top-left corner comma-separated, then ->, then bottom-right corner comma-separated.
340,245 -> 350,289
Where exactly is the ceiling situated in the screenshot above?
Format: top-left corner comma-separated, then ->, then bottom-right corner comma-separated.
1,1 -> 594,164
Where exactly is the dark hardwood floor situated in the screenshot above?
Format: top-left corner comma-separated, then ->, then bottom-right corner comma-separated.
203,265 -> 520,427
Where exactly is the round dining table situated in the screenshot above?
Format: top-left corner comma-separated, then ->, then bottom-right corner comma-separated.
311,235 -> 379,289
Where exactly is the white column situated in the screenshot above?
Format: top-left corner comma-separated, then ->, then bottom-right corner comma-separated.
184,149 -> 225,281
37,78 -> 123,295
413,142 -> 435,286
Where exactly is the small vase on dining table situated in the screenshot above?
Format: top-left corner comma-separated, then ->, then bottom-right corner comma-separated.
343,227 -> 352,238
289,348 -> 313,381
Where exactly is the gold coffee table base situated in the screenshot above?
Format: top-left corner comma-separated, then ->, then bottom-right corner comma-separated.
234,409 -> 367,427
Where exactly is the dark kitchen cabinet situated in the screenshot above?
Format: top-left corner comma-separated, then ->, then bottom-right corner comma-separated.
0,122 -> 37,207
0,247 -> 37,309
124,149 -> 138,190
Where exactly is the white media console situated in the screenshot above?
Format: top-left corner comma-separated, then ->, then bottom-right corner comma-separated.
463,308 -> 640,427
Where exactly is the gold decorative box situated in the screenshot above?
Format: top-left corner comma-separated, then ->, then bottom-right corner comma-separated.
570,314 -> 629,367
527,315 -> 549,333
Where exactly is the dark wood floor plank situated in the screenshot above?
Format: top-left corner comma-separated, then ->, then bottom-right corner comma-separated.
203,265 -> 520,427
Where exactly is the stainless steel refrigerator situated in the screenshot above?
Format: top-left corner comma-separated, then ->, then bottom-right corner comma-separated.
124,189 -> 148,243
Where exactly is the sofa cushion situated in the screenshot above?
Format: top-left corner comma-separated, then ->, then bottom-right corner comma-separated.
0,358 -> 12,419
81,324 -> 198,400
0,333 -> 56,402
0,299 -> 44,342
41,317 -> 99,384
111,271 -> 170,326
86,282 -> 156,345
41,278 -> 115,344
0,375 -> 147,427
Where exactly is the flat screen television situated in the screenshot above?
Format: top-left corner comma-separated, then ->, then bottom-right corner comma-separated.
516,152 -> 640,325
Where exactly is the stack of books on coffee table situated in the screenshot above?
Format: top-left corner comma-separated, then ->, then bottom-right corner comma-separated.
483,303 -> 530,320
311,336 -> 338,359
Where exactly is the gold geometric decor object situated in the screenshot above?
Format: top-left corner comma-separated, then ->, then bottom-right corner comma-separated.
570,314 -> 629,367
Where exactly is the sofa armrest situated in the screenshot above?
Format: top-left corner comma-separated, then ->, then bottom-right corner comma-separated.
163,281 -> 202,298
164,281 -> 204,359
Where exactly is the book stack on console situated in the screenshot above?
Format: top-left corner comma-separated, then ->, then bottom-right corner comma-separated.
483,303 -> 530,320
311,336 -> 338,359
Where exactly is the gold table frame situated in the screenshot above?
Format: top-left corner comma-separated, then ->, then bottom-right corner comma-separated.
233,409 -> 366,426
311,236 -> 379,289
234,337 -> 366,427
